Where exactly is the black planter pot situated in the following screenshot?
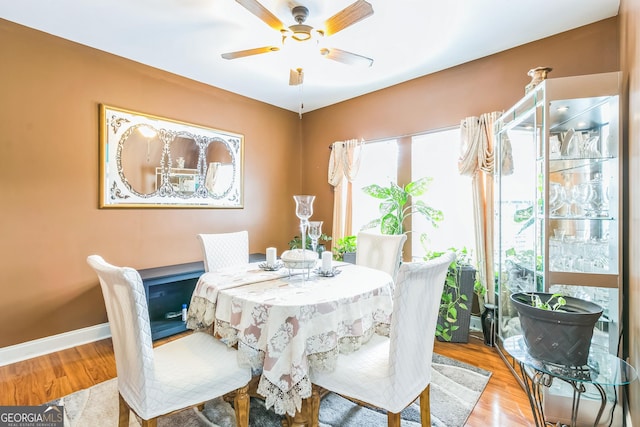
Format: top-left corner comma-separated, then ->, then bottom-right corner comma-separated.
510,292 -> 603,366
481,303 -> 497,347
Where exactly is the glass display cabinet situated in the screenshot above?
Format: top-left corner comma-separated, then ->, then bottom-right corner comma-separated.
493,72 -> 624,424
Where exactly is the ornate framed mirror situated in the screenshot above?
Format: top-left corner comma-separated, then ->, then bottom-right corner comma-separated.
99,105 -> 243,208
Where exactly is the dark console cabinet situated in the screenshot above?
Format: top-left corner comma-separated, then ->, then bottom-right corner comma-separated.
139,261 -> 205,341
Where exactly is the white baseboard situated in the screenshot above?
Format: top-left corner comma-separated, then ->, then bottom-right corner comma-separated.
0,323 -> 111,367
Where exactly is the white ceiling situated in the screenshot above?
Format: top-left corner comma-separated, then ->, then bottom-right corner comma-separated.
0,0 -> 620,113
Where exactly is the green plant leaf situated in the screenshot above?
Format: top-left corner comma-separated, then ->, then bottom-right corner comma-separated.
360,219 -> 381,230
361,176 -> 442,237
406,176 -> 433,197
380,214 -> 401,235
379,201 -> 396,216
362,184 -> 391,199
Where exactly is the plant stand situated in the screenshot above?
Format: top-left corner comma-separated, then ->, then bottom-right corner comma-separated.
342,252 -> 356,264
437,265 -> 475,343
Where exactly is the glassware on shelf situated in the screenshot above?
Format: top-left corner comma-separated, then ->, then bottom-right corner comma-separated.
581,135 -> 601,158
566,130 -> 582,158
550,233 -> 611,273
549,182 -> 565,216
588,174 -> 609,217
549,135 -> 561,159
572,182 -> 593,217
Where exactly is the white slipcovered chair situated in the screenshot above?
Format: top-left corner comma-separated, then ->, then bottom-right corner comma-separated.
309,252 -> 456,427
355,231 -> 407,282
198,230 -> 249,272
86,255 -> 251,427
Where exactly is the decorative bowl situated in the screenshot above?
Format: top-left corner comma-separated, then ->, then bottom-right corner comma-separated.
280,249 -> 318,270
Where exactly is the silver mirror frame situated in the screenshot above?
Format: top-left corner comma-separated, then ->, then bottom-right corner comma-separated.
99,104 -> 244,208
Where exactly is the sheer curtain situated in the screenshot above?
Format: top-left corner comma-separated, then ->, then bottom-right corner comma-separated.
458,112 -> 503,305
328,139 -> 363,243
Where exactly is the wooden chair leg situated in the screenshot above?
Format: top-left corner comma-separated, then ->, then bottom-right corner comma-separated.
141,418 -> 157,427
420,384 -> 431,427
234,385 -> 250,427
387,411 -> 401,427
118,393 -> 130,427
310,385 -> 321,427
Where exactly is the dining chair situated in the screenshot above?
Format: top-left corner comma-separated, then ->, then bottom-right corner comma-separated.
309,251 -> 456,427
198,230 -> 249,272
86,255 -> 251,427
355,231 -> 407,282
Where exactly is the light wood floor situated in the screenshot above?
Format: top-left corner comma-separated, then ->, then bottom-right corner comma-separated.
0,330 -> 534,426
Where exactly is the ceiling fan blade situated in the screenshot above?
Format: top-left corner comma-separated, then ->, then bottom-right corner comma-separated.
323,0 -> 374,37
235,0 -> 285,31
320,48 -> 373,67
221,46 -> 280,60
289,68 -> 304,86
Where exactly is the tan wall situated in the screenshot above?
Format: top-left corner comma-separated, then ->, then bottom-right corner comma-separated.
620,0 -> 639,424
0,19 -> 303,347
302,18 -> 619,257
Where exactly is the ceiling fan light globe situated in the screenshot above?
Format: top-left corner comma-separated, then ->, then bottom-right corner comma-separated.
289,24 -> 313,41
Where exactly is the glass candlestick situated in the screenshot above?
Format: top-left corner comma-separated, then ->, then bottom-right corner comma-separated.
308,221 -> 323,256
293,195 -> 315,280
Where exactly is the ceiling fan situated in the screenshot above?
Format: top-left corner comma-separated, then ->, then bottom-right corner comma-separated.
222,0 -> 374,86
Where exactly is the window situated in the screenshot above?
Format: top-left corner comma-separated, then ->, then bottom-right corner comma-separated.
348,130 -> 474,262
350,140 -> 398,233
411,129 -> 475,260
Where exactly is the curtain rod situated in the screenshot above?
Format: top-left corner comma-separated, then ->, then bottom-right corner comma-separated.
328,124 -> 459,149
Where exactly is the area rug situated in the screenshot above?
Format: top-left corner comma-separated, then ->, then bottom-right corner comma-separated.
48,353 -> 490,427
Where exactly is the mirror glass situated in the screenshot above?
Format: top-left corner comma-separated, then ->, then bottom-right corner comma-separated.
100,105 -> 243,208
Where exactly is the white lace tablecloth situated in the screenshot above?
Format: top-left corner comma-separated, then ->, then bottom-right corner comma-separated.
186,262 -> 393,416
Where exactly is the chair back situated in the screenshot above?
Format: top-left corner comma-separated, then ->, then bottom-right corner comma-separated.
356,231 -> 407,281
198,230 -> 249,272
86,255 -> 155,415
387,252 -> 456,402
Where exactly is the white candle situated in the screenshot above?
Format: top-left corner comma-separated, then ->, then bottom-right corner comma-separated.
322,251 -> 332,272
266,247 -> 277,266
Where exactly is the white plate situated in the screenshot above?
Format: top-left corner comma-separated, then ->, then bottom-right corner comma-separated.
560,128 -> 575,156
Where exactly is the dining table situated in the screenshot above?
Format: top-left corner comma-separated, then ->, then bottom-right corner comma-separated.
186,260 -> 394,425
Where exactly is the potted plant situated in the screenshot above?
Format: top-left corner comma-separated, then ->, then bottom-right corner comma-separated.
332,235 -> 357,263
510,291 -> 603,366
361,177 -> 444,236
425,247 -> 477,343
289,233 -> 332,255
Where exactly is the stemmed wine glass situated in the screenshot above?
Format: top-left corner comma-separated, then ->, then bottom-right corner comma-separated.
307,221 -> 323,256
572,182 -> 593,217
293,195 -> 315,278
